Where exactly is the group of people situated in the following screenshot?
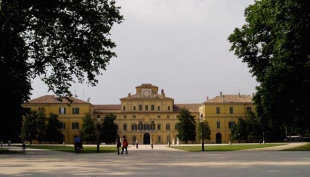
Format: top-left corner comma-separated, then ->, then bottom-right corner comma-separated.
116,137 -> 154,155
116,136 -> 129,155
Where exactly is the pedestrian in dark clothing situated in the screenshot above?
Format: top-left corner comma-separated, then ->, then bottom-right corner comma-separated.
121,136 -> 128,155
116,137 -> 121,155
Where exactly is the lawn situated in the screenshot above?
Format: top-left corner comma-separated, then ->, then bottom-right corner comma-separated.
0,148 -> 21,154
169,144 -> 286,152
12,145 -> 117,153
283,143 -> 310,151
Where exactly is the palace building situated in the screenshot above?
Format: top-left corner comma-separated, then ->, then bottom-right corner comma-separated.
23,83 -> 254,144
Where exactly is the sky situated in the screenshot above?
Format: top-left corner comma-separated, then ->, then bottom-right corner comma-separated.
31,0 -> 258,104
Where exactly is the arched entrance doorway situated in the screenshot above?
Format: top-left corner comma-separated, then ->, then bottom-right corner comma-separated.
143,133 -> 150,144
216,133 -> 222,144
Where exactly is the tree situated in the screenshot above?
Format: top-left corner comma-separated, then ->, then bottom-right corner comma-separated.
79,113 -> 96,143
228,0 -> 310,139
196,120 -> 211,142
21,110 -> 38,144
37,108 -> 47,144
0,0 -> 124,142
100,113 -> 118,144
45,113 -> 62,144
176,108 -> 196,144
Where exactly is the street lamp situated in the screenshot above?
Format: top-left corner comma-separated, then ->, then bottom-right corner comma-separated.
263,132 -> 265,144
200,114 -> 205,151
96,117 -> 101,153
168,130 -> 170,146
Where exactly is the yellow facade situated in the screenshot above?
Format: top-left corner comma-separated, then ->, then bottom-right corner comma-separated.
22,96 -> 93,143
199,92 -> 255,143
94,84 -> 200,144
23,84 -> 255,145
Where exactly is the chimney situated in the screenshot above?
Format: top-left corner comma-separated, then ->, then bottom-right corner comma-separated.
207,96 -> 209,101
161,89 -> 164,95
238,93 -> 240,97
222,95 -> 225,102
220,92 -> 222,97
128,93 -> 131,97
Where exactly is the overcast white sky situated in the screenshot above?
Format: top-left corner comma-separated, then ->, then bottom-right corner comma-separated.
31,0 -> 258,104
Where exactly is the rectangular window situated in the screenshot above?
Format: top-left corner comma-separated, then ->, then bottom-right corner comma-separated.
59,107 -> 66,114
157,124 -> 161,130
217,122 -> 220,129
139,105 -> 142,111
133,106 -> 136,111
123,124 -> 127,131
151,105 -> 154,111
145,105 -> 148,111
157,115 -> 161,118
168,106 -> 170,111
61,122 -> 66,129
229,122 -> 235,129
158,136 -> 161,143
247,107 -> 252,111
72,122 -> 79,129
167,115 -> 170,118
166,124 -> 170,130
123,106 -> 126,111
133,115 -> 136,118
158,106 -> 160,111
229,107 -> 233,114
131,124 -> 137,130
72,107 -> 79,114
124,115 -> 126,118
216,107 -> 220,114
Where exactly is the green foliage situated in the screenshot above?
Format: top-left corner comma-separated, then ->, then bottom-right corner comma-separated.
196,120 -> 211,141
45,113 -> 62,143
0,0 -> 123,141
228,0 -> 310,139
100,113 -> 118,144
21,110 -> 39,143
176,108 -> 196,143
36,108 -> 47,144
79,113 -> 96,143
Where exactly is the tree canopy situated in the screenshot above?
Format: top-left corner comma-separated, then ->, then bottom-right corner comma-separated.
100,113 -> 118,144
176,108 -> 196,143
196,120 -> 211,141
79,113 -> 96,143
228,0 -> 310,138
0,0 -> 123,141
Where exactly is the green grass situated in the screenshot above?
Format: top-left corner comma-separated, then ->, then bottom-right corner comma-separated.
170,144 -> 286,152
0,148 -> 21,154
283,143 -> 310,151
14,145 -> 117,153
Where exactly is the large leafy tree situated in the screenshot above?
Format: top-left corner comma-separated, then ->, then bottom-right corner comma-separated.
37,108 -> 47,144
100,113 -> 118,144
79,113 -> 96,143
45,113 -> 62,143
228,0 -> 310,138
196,120 -> 211,142
176,108 -> 196,144
20,110 -> 38,144
0,0 -> 123,142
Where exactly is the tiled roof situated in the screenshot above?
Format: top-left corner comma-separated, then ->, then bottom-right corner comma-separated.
174,104 -> 200,112
206,94 -> 253,103
26,95 -> 90,104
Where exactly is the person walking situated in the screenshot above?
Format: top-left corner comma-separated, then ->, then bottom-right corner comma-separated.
136,139 -> 139,149
150,138 -> 154,149
121,136 -> 128,155
116,137 -> 121,155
